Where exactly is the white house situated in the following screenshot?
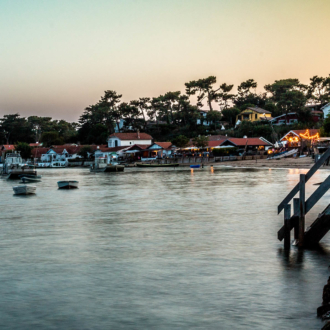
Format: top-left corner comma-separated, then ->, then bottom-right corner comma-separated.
108,132 -> 152,147
321,103 -> 330,119
197,109 -> 210,126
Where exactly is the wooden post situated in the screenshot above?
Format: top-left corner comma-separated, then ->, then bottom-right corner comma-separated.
284,204 -> 291,250
299,174 -> 306,247
293,198 -> 300,240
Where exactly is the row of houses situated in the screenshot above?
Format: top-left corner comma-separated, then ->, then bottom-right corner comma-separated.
1,127 -> 321,163
235,105 -> 327,126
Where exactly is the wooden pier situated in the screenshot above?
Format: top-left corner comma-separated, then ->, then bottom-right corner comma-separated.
277,147 -> 330,248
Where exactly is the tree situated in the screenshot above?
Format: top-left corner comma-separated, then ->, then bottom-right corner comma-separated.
130,98 -> 151,130
221,107 -> 241,126
185,76 -> 219,110
265,79 -> 308,123
206,110 -> 222,129
234,79 -> 266,110
218,83 -> 235,110
172,135 -> 189,148
192,135 -> 209,149
78,90 -> 122,143
307,75 -> 330,105
0,114 -> 34,144
78,146 -> 92,159
41,131 -> 64,147
15,142 -> 32,159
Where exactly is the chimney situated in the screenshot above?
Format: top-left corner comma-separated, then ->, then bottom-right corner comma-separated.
137,129 -> 140,139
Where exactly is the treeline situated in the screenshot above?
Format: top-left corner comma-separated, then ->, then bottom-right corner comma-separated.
0,114 -> 77,146
1,74 -> 330,145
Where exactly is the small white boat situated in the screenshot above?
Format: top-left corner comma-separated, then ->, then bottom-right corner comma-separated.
13,185 -> 36,195
57,181 -> 79,189
20,176 -> 42,183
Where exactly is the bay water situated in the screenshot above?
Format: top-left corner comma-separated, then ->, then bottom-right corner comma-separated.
1,166 -> 330,329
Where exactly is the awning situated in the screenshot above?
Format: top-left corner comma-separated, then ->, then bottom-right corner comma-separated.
213,145 -> 235,149
124,150 -> 143,153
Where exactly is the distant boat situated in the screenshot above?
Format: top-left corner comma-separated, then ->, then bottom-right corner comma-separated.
20,176 -> 42,183
190,165 -> 201,168
13,185 -> 36,195
90,157 -> 124,172
57,181 -> 79,189
136,163 -> 179,168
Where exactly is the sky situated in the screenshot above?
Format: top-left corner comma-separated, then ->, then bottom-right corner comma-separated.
0,0 -> 330,122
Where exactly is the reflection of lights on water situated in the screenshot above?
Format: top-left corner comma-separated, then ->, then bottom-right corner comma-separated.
191,168 -> 194,174
210,166 -> 214,173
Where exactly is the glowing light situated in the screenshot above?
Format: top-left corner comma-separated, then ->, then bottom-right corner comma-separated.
299,129 -> 319,140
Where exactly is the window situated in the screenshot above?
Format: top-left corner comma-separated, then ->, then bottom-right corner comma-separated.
109,140 -> 112,147
255,114 -> 258,119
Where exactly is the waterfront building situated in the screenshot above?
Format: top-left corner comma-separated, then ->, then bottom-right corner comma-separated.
0,145 -> 15,162
147,142 -> 175,158
108,132 -> 152,147
280,129 -> 320,148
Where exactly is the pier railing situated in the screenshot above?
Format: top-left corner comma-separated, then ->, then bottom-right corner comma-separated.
277,147 -> 330,248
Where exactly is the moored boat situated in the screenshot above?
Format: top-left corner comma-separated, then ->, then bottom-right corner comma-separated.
57,181 -> 79,189
136,163 -> 179,168
190,165 -> 201,168
13,185 -> 36,195
90,156 -> 124,172
20,176 -> 42,183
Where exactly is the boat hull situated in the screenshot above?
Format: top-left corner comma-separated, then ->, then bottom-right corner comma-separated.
7,170 -> 38,180
20,176 -> 42,183
57,181 -> 79,189
104,164 -> 124,172
190,165 -> 201,168
136,163 -> 179,168
13,185 -> 36,195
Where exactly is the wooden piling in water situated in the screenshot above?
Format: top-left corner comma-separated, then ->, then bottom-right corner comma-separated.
299,174 -> 306,247
284,204 -> 291,250
293,198 -> 300,240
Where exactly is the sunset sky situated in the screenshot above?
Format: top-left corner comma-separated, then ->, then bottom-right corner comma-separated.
1,0 -> 330,122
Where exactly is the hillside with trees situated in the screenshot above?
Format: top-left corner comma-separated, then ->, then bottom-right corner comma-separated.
1,74 -> 329,145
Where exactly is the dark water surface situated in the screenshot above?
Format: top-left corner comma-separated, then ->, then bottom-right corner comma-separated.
1,166 -> 330,329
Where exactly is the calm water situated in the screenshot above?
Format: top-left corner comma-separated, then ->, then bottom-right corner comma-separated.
1,166 -> 330,329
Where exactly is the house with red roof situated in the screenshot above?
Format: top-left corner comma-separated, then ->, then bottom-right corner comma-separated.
108,131 -> 152,147
186,137 -> 273,154
0,145 -> 16,161
29,142 -> 43,148
146,142 -> 175,158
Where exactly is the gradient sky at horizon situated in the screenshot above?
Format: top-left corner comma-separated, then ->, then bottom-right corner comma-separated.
1,0 -> 330,122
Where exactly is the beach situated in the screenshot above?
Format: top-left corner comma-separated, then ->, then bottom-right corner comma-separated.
215,156 -> 319,169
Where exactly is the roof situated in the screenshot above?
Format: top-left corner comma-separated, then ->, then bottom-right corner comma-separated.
270,113 -> 297,121
311,111 -> 323,114
149,142 -> 173,150
245,107 -> 272,114
224,138 -> 272,147
305,103 -> 321,108
109,132 -> 152,141
321,103 -> 330,110
31,147 -> 50,157
1,145 -> 15,151
29,143 -> 42,147
208,140 -> 226,147
98,146 -> 128,152
126,144 -> 150,151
